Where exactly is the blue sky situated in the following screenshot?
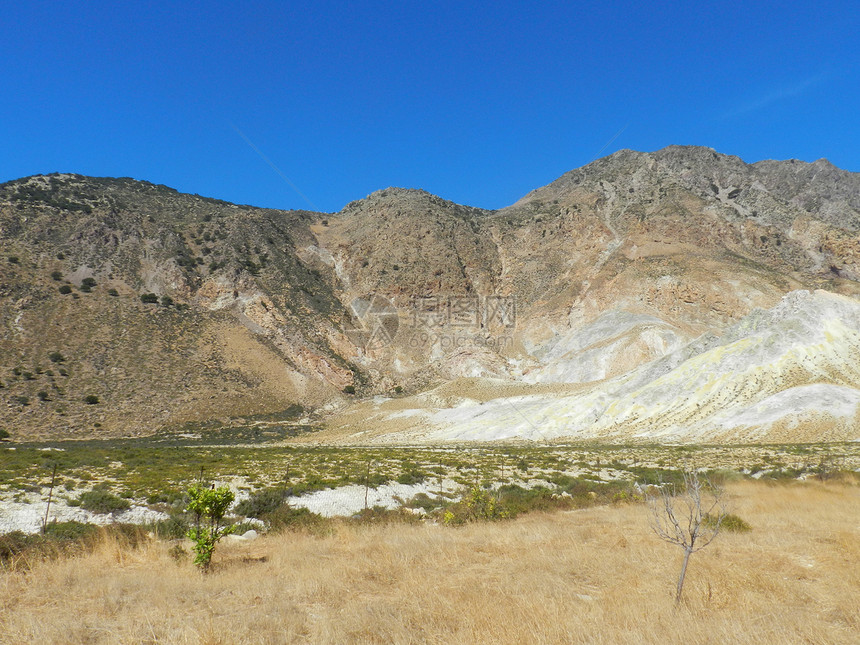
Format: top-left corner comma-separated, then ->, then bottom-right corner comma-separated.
2,1 -> 858,212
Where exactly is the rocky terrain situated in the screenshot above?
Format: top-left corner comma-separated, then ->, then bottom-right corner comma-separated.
1,146 -> 858,442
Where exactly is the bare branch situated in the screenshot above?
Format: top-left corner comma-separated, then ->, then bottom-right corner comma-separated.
644,469 -> 726,602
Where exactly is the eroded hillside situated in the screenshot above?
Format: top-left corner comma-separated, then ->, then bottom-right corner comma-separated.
1,146 -> 858,441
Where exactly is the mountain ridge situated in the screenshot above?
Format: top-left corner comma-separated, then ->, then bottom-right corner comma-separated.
2,146 -> 858,442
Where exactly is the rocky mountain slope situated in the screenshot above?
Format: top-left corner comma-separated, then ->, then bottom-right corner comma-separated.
1,146 -> 858,442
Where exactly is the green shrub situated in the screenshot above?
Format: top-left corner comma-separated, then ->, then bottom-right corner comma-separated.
37,390 -> 49,402
705,512 -> 751,533
396,468 -> 427,485
443,485 -> 509,525
50,271 -> 63,281
8,256 -> 19,264
406,492 -> 439,512
0,429 -> 9,440
76,490 -> 131,514
48,352 -> 65,363
235,487 -> 290,518
160,295 -> 174,307
148,515 -> 190,539
44,520 -> 99,540
107,288 -> 119,297
343,385 -> 356,395
58,285 -> 72,294
264,505 -> 329,534
84,394 -> 100,405
140,293 -> 159,304
80,277 -> 97,293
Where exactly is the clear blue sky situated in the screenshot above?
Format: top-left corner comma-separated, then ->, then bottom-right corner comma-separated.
2,1 -> 858,212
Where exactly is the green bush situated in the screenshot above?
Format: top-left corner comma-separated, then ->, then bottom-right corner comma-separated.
148,515 -> 190,539
58,285 -> 72,294
235,487 -> 289,518
343,385 -> 356,395
44,520 -> 99,540
140,293 -> 159,304
50,271 -> 63,281
396,468 -> 427,485
107,288 -> 119,297
705,512 -> 751,533
80,277 -> 97,293
84,394 -> 100,405
48,352 -> 65,363
8,256 -> 19,264
443,485 -> 509,525
264,505 -> 329,534
406,492 -> 439,512
76,490 -> 131,514
0,429 -> 9,440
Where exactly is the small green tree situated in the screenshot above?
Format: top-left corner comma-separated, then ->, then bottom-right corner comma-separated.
186,485 -> 235,571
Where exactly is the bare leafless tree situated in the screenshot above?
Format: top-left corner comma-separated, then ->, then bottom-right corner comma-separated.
646,469 -> 726,604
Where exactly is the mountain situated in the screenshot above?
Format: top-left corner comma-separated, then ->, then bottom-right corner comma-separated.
1,147 -> 858,442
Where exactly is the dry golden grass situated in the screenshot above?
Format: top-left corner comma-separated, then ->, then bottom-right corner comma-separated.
1,480 -> 858,644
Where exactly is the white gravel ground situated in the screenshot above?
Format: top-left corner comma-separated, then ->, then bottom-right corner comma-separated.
0,480 -> 460,534
289,480 -> 456,517
0,491 -> 168,534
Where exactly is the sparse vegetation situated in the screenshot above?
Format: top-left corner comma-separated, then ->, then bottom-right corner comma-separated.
0,480 -> 856,643
79,277 -> 97,293
234,487 -> 290,518
74,490 -> 131,514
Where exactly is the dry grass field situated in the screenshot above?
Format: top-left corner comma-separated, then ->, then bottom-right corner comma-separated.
1,479 -> 858,644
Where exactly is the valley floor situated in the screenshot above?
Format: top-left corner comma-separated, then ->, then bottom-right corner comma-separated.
1,480 -> 858,644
